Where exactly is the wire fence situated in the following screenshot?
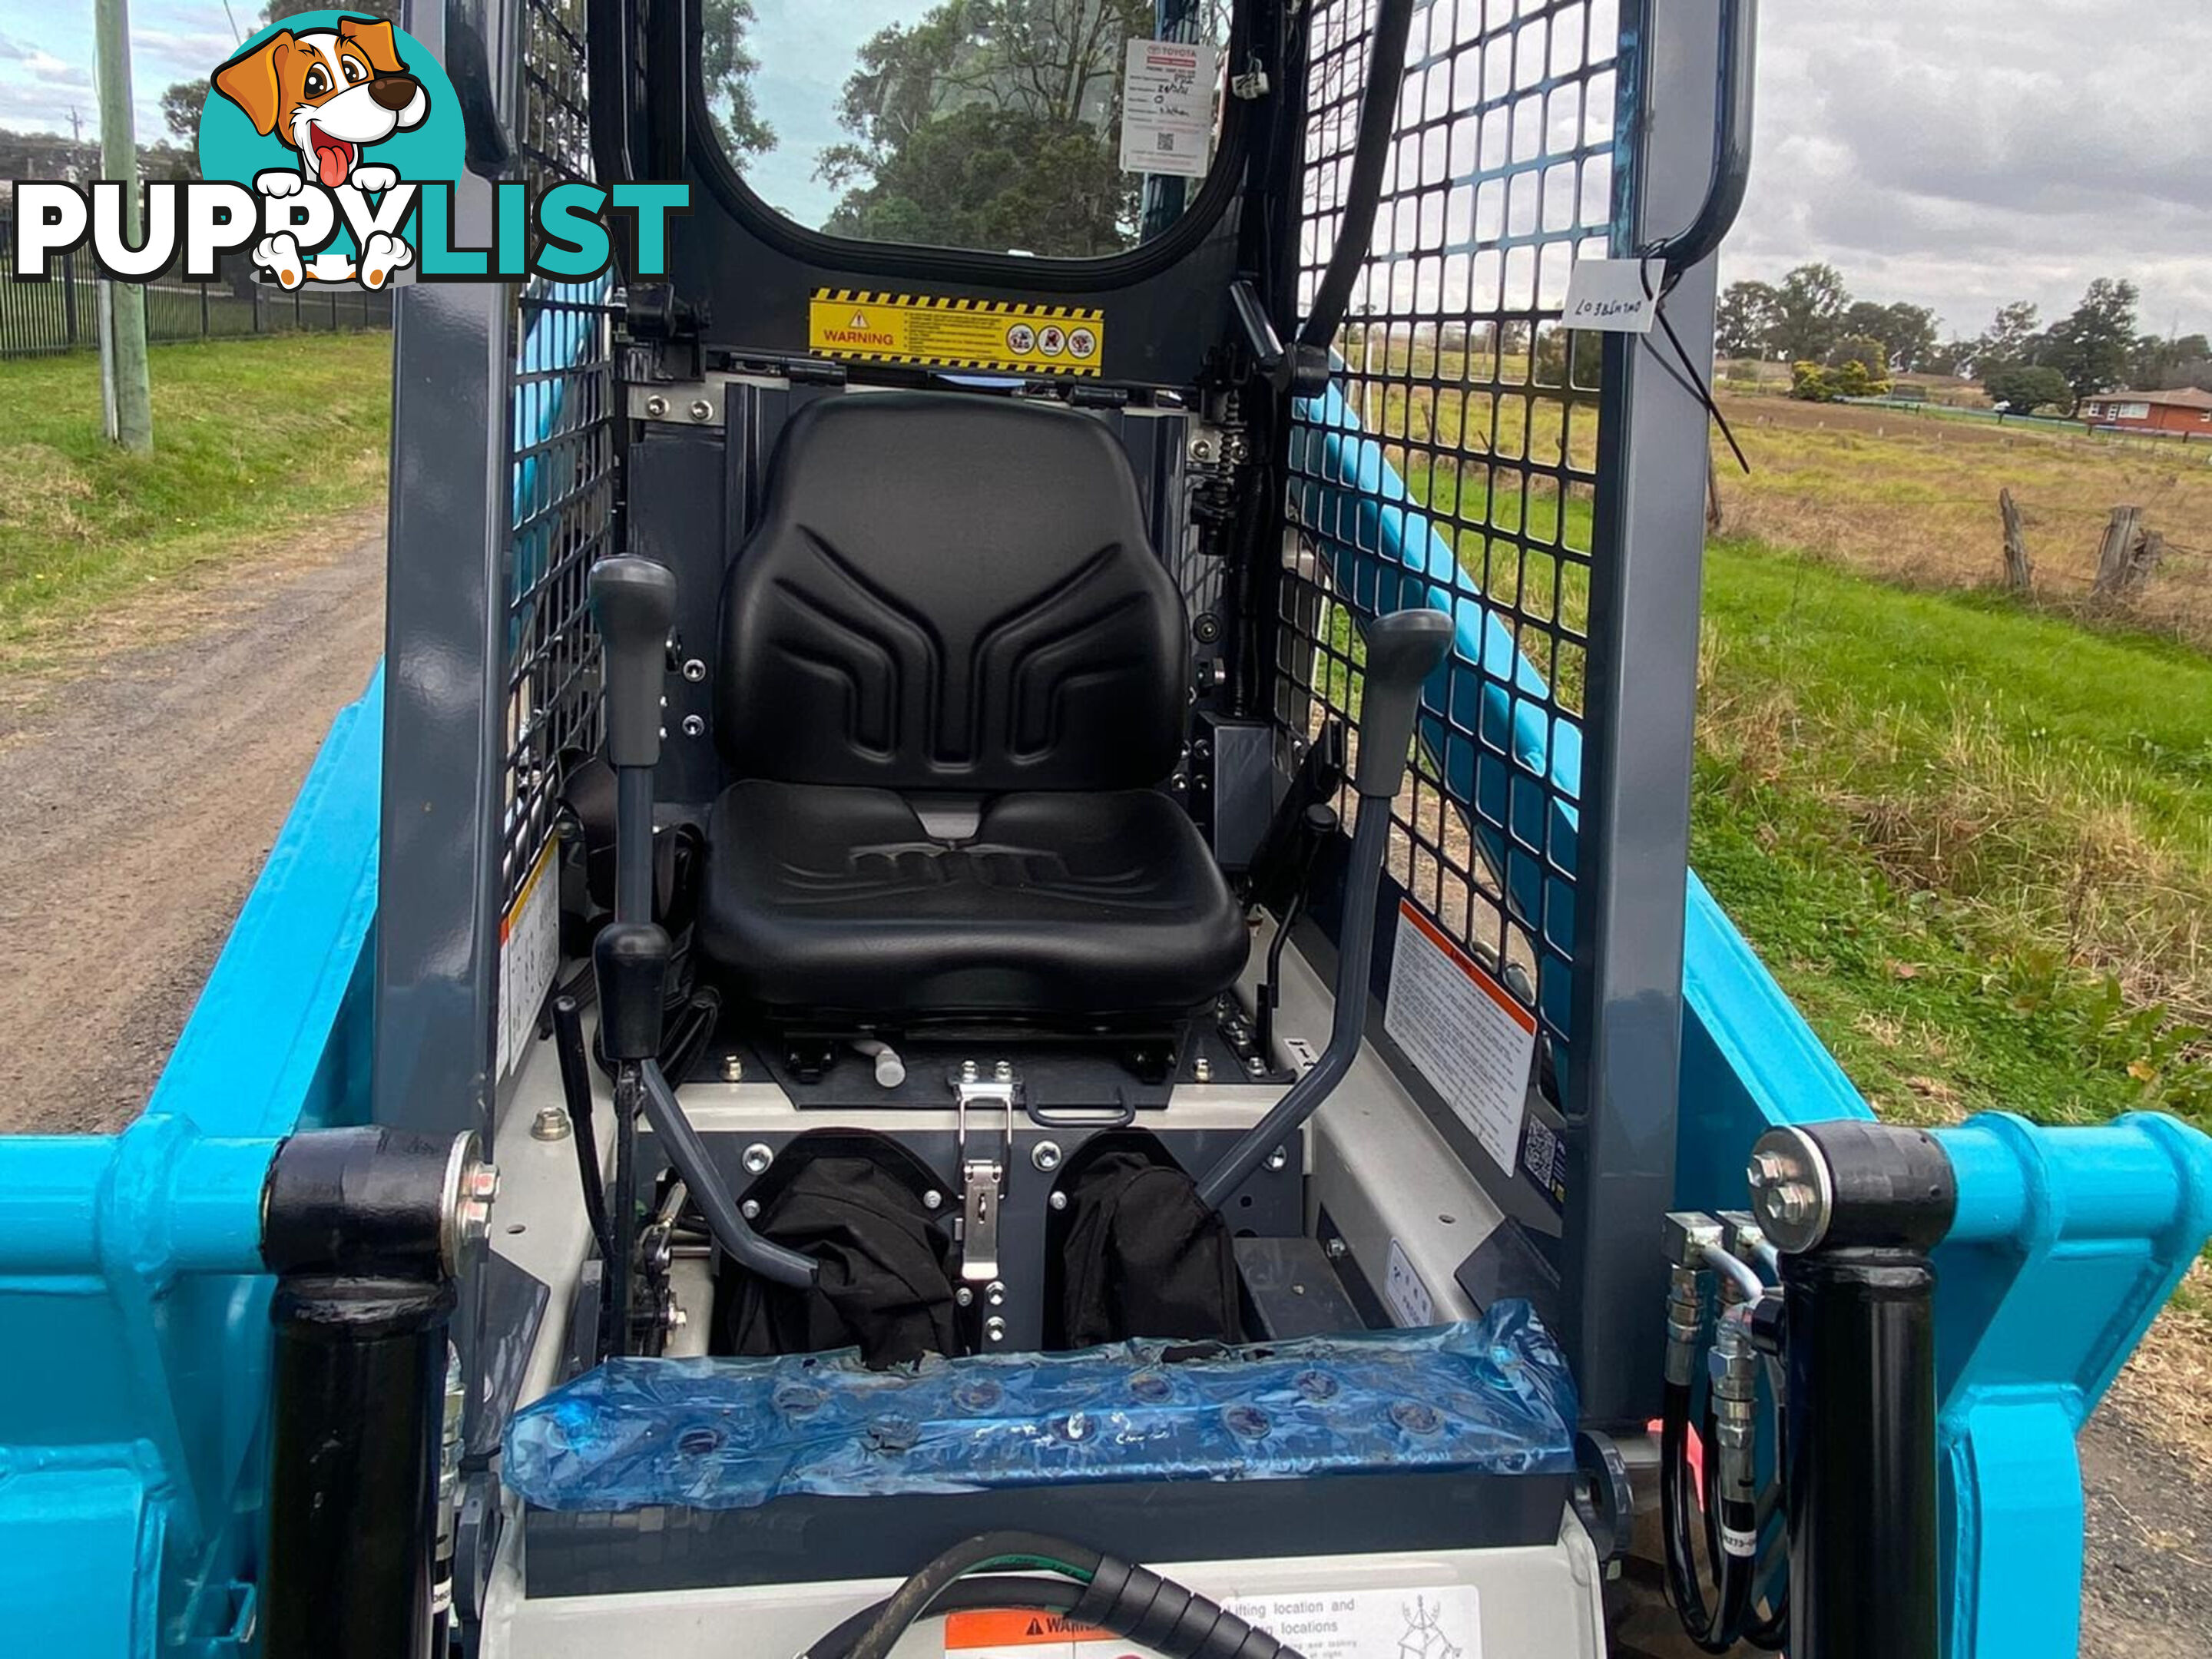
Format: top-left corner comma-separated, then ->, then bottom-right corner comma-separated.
0,217 -> 392,359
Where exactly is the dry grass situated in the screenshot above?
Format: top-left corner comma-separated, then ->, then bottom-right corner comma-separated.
2114,1263 -> 2212,1477
1713,396 -> 2212,645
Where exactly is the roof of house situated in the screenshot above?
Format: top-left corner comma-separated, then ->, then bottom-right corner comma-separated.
2098,386 -> 2212,409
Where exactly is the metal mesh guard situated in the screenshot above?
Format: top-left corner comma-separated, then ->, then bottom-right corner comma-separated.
1283,0 -> 1619,1049
501,0 -> 614,908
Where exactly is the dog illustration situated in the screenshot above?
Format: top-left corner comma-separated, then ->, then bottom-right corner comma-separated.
212,16 -> 429,290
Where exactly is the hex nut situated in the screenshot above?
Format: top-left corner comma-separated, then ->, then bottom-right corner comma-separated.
741,1142 -> 773,1176
531,1105 -> 571,1141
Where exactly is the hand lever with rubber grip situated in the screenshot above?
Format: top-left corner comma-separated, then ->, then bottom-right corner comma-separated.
591,555 -> 677,772
1353,607 -> 1453,797
1196,606 -> 1454,1210
590,556 -> 677,926
585,556 -> 820,1291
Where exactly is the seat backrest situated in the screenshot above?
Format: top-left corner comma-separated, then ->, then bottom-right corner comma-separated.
717,392 -> 1189,793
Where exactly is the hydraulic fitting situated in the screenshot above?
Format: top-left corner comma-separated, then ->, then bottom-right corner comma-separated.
1708,1313 -> 1762,1558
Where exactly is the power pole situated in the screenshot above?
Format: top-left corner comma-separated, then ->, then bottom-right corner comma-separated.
93,0 -> 154,453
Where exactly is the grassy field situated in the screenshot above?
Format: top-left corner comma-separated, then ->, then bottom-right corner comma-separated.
1338,343 -> 2212,1137
0,333 -> 392,676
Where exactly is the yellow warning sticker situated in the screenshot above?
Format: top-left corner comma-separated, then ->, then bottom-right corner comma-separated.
809,289 -> 1104,376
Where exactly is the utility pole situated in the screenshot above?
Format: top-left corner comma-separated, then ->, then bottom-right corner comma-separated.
93,0 -> 154,453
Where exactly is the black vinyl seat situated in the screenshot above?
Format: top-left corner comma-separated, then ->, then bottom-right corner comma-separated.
697,392 -> 1248,1023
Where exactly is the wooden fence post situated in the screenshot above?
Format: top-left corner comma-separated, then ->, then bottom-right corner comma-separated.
2093,505 -> 2145,597
1998,488 -> 2032,591
2123,528 -> 2164,595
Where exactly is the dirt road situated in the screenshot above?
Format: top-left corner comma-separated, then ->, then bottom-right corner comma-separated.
0,512 -> 384,1134
0,511 -> 2205,1650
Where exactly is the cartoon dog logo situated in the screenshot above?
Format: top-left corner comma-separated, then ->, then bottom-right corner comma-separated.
211,15 -> 428,290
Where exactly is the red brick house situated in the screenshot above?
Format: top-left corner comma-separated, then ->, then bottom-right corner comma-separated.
2079,386 -> 2212,435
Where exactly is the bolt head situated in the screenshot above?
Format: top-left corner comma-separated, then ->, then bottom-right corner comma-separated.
681,658 -> 707,683
1049,1190 -> 1068,1211
531,1105 -> 571,1141
688,398 -> 714,422
466,1164 -> 500,1201
986,1280 -> 1006,1307
922,1189 -> 943,1210
955,1286 -> 975,1307
644,395 -> 668,418
680,714 -> 706,738
1324,1237 -> 1349,1260
1748,1149 -> 1790,1187
720,1054 -> 745,1084
669,1306 -> 689,1330
984,1316 -> 1007,1343
1031,1140 -> 1063,1172
1768,1182 -> 1818,1226
1193,1057 -> 1213,1083
1246,1055 -> 1268,1077
960,1059 -> 979,1082
1266,1145 -> 1290,1172
993,1058 -> 1014,1082
741,1142 -> 773,1176
740,1198 -> 761,1220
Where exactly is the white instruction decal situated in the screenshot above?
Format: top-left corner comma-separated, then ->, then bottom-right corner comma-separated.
1385,1238 -> 1435,1327
1121,39 -> 1219,178
1561,257 -> 1666,333
1384,901 -> 1538,1177
496,837 -> 559,1079
947,1585 -> 1481,1657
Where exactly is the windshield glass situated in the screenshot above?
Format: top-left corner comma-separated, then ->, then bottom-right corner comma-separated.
710,2 -> 1237,259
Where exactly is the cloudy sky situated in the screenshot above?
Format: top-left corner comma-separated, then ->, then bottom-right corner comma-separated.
5,0 -> 2205,343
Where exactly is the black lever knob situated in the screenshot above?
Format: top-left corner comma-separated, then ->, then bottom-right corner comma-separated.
594,921 -> 669,1064
589,556 -> 678,770
1353,607 -> 1452,797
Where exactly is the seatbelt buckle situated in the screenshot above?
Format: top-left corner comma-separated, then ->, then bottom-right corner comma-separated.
952,1061 -> 1018,1284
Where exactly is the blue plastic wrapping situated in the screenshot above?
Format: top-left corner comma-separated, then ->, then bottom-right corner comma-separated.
505,1303 -> 1576,1512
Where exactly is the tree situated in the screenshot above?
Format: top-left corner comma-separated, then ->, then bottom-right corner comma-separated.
701,0 -> 775,160
1983,364 -> 2072,416
1824,333 -> 1889,377
819,0 -> 1157,257
1770,263 -> 1850,363
1717,280 -> 1781,359
261,0 -> 399,22
2131,331 -> 2212,391
1922,338 -> 1974,378
1874,303 -> 1938,373
2041,278 -> 2139,410
1974,301 -> 2042,377
1789,360 -> 1839,402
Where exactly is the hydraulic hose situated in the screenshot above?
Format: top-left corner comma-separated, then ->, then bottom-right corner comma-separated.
837,1532 -> 1303,1659
805,1578 -> 1088,1659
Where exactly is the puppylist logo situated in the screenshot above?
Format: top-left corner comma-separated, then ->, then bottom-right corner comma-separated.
8,12 -> 686,292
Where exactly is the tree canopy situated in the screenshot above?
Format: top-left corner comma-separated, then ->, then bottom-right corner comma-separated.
817,0 -> 1163,256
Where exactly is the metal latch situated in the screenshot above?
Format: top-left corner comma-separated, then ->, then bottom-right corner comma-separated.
953,1062 -> 1018,1283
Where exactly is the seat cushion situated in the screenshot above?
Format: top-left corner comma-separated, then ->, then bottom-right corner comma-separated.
697,780 -> 1249,1022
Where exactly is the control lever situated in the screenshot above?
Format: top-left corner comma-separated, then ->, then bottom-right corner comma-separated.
1195,608 -> 1453,1210
588,558 -> 817,1294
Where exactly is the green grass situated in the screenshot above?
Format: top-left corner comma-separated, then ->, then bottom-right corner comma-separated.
1692,539 -> 2212,1130
0,333 -> 392,673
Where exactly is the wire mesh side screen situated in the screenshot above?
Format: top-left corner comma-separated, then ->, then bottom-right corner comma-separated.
501,0 -> 616,908
1281,0 -> 1620,1181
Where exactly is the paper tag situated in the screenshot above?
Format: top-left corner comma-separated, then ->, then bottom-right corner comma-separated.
1385,1238 -> 1435,1327
1384,902 -> 1539,1177
1121,39 -> 1218,178
948,1585 -> 1482,1657
495,836 -> 559,1079
1561,257 -> 1664,333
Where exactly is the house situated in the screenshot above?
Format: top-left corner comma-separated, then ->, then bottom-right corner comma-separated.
2079,386 -> 2212,436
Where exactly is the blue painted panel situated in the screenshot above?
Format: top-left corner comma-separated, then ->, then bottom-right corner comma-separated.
0,671 -> 384,1657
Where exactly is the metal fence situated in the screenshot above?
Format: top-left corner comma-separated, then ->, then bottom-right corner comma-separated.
0,220 -> 392,359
